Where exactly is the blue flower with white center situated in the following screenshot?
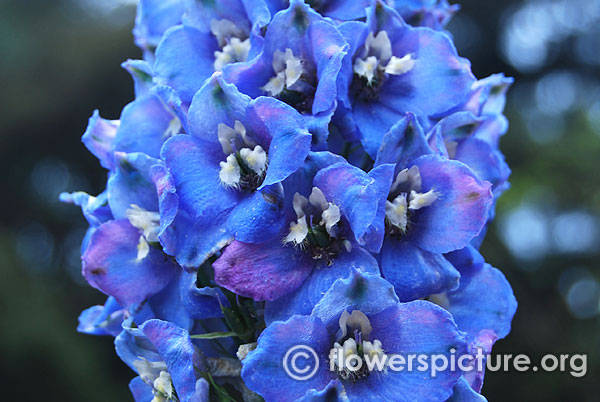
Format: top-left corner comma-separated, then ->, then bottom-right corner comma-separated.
155,73 -> 312,268
242,270 -> 467,401
211,153 -> 393,302
224,0 -> 348,145
152,0 -> 270,105
374,114 -> 494,301
337,2 -> 475,157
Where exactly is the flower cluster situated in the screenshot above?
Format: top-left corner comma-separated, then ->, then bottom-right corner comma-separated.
63,1 -> 517,401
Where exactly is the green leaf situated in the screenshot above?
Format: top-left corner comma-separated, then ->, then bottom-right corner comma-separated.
190,331 -> 237,340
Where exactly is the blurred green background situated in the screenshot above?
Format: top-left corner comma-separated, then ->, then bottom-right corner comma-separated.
0,0 -> 598,400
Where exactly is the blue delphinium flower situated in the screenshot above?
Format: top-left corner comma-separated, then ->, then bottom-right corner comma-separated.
242,270 -> 467,401
224,0 -> 349,145
64,0 -> 517,400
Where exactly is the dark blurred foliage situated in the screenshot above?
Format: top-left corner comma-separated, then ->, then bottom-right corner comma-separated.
0,0 -> 598,401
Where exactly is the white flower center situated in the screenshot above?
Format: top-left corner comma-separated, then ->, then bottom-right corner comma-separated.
217,121 -> 268,190
385,166 -> 438,234
127,204 -> 161,243
353,31 -> 415,85
211,19 -> 250,71
262,49 -> 305,96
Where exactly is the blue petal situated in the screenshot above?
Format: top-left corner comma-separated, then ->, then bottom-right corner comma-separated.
265,246 -> 379,324
82,219 -> 178,306
141,319 -> 206,402
81,110 -> 119,170
312,270 -> 399,332
446,377 -> 487,402
226,185 -> 286,243
154,25 -> 218,105
129,376 -> 154,402
159,135 -> 238,267
248,97 -> 312,188
297,380 -> 348,402
122,59 -> 155,98
406,155 -> 493,254
375,112 -> 432,168
114,94 -> 180,158
77,296 -> 124,336
107,152 -> 161,220
213,240 -> 313,301
315,0 -> 371,20
188,73 -> 252,144
134,0 -> 185,51
59,191 -> 112,227
391,0 -> 459,30
242,315 -> 334,401
444,247 -> 517,341
314,162 -> 394,252
380,238 -> 460,301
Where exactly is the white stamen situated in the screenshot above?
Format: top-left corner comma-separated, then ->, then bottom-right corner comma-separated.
153,371 -> 174,399
385,54 -> 416,75
210,19 -> 245,48
218,120 -> 252,155
338,310 -> 372,339
429,292 -> 451,309
321,203 -> 340,237
126,205 -> 160,242
136,235 -> 150,261
362,339 -> 385,359
262,71 -> 286,97
219,154 -> 241,187
390,165 -> 422,194
385,195 -> 408,232
239,145 -> 267,175
214,37 -> 251,71
309,187 -> 329,211
353,56 -> 380,85
284,215 -> 309,245
262,48 -> 304,96
292,193 -> 309,219
133,359 -> 168,384
364,31 -> 392,64
408,189 -> 438,210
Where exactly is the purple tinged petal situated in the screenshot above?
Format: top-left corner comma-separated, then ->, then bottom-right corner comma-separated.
444,248 -> 517,341
242,315 -> 333,401
406,155 -> 493,254
77,296 -> 124,336
213,240 -> 313,301
265,246 -> 379,324
81,110 -> 119,170
82,220 -> 178,306
446,377 -> 488,402
296,380 -> 349,402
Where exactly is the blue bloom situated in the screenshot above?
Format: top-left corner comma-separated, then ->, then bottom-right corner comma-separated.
152,0 -> 270,104
374,114 -> 493,301
242,270 -> 467,401
212,156 -> 392,301
224,0 -> 349,145
156,73 -> 312,268
336,2 -> 475,157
